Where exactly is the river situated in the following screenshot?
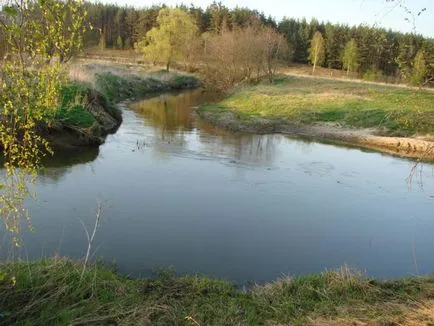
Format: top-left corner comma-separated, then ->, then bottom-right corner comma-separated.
4,89 -> 434,283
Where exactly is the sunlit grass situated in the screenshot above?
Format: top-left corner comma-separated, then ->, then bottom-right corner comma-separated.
94,70 -> 200,103
204,75 -> 434,136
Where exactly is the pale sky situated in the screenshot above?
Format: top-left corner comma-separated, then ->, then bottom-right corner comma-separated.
100,0 -> 434,37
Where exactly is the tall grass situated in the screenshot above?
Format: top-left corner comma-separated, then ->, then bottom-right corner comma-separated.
1,260 -> 434,325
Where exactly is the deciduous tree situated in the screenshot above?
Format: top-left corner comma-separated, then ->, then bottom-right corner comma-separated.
409,49 -> 427,87
341,39 -> 359,77
0,0 -> 86,243
139,8 -> 198,71
308,31 -> 325,73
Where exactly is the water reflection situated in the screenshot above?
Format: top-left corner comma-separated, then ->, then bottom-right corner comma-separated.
38,147 -> 99,183
132,92 -> 195,133
131,90 -> 214,142
130,91 -> 281,166
2,89 -> 434,283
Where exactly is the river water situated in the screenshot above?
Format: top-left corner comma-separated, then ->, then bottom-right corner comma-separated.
4,89 -> 434,283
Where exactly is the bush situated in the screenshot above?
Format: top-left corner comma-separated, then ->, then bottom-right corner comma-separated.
362,69 -> 384,82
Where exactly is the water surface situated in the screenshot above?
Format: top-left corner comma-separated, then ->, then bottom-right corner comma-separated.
4,89 -> 434,283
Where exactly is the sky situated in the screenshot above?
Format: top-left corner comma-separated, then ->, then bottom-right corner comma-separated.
100,0 -> 434,37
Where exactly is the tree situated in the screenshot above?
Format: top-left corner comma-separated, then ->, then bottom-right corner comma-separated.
308,31 -> 325,73
259,26 -> 290,81
341,39 -> 359,77
421,40 -> 434,86
99,33 -> 106,50
124,38 -> 132,49
0,0 -> 87,244
207,1 -> 229,33
409,49 -> 427,87
77,2 -> 431,81
395,33 -> 423,81
38,0 -> 88,62
139,8 -> 198,71
116,35 -> 123,49
201,24 -> 289,90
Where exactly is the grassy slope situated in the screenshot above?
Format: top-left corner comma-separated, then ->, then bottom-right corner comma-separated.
56,70 -> 199,129
199,75 -> 434,137
1,259 -> 434,325
94,70 -> 200,103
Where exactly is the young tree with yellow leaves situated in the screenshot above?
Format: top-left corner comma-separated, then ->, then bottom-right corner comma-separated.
0,0 -> 87,244
308,31 -> 325,74
341,39 -> 359,77
138,8 -> 198,72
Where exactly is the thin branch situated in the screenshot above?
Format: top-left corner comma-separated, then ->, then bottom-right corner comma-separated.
80,200 -> 103,279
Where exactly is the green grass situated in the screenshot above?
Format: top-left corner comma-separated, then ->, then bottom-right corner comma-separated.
1,259 -> 434,325
55,82 -> 123,130
95,71 -> 200,103
55,83 -> 96,128
199,76 -> 434,136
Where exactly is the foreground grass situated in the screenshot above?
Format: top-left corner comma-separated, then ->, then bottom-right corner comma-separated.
1,259 -> 434,325
199,75 -> 434,137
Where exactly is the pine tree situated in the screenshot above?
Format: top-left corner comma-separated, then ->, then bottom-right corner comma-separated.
124,38 -> 132,49
116,35 -> 123,49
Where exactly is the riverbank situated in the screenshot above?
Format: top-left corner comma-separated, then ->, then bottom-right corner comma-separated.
43,62 -> 200,149
196,75 -> 434,160
1,258 -> 433,325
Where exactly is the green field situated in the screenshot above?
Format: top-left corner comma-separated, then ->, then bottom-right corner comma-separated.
199,76 -> 434,137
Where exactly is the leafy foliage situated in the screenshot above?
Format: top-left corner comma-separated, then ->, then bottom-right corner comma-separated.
341,39 -> 360,76
0,0 -> 87,244
409,49 -> 427,87
138,8 -> 198,71
80,3 -> 433,86
308,31 -> 325,73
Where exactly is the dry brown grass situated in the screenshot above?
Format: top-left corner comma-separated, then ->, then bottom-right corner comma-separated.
68,60 -> 155,85
309,301 -> 434,326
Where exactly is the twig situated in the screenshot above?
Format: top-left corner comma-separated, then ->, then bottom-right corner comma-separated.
79,200 -> 103,279
185,316 -> 201,326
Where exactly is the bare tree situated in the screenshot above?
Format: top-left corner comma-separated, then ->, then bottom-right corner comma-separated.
200,24 -> 289,90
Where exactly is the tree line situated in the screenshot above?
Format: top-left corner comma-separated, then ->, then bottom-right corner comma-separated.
81,1 -> 433,86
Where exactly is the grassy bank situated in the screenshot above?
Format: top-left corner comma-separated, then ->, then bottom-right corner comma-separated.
94,70 -> 200,104
57,82 -> 118,129
44,63 -> 200,148
70,61 -> 200,102
59,65 -> 200,129
1,259 -> 434,325
41,82 -> 122,149
197,75 -> 434,137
